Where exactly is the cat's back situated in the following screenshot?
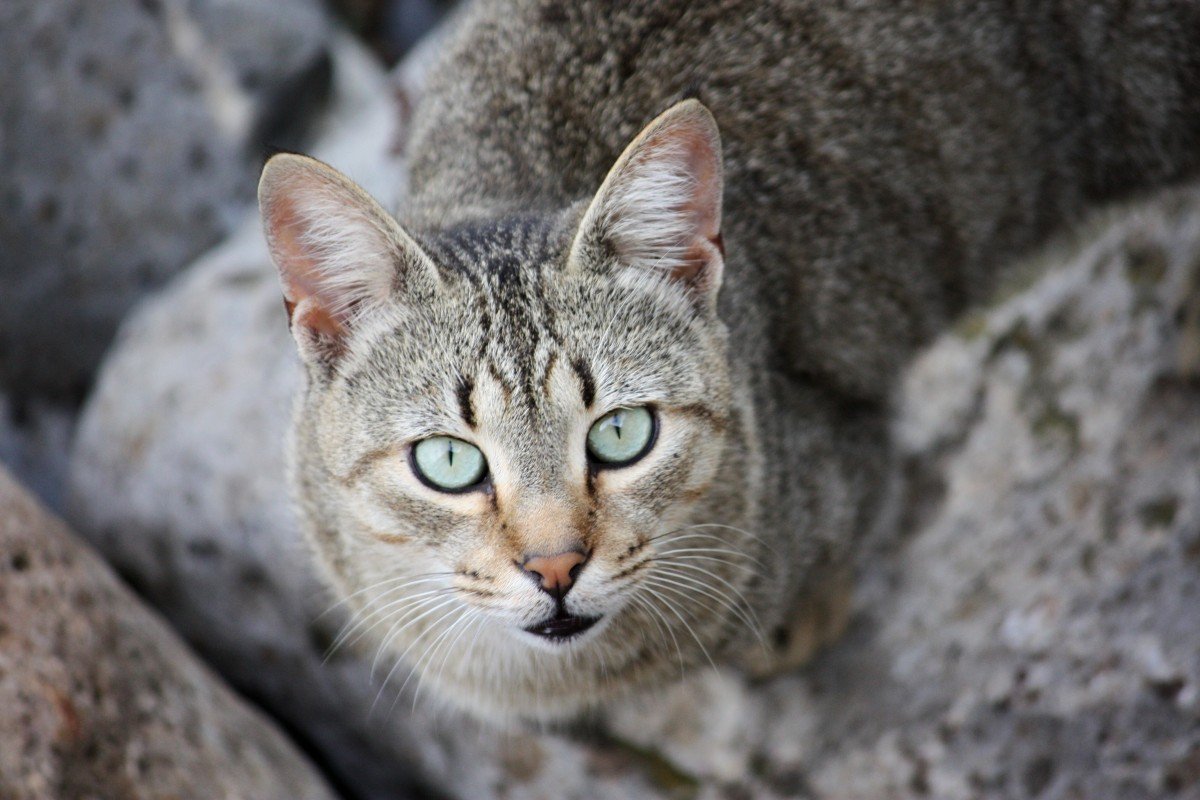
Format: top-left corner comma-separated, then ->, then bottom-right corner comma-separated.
405,0 -> 1050,392
407,0 -> 1047,227
404,0 -> 1193,396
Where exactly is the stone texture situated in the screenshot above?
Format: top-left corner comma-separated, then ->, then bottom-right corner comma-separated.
67,32 -> 476,800
328,0 -> 452,64
66,30 -> 1200,799
0,0 -> 331,398
0,464 -> 338,800
0,395 -> 75,511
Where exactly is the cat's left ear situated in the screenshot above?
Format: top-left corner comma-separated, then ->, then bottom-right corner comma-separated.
569,99 -> 725,310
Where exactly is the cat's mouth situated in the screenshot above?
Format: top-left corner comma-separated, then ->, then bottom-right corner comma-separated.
524,612 -> 601,642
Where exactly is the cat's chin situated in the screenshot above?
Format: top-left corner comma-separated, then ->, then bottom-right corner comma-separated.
417,610 -> 680,725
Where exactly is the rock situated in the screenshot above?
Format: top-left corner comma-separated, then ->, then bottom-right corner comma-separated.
606,190 -> 1200,800
328,0 -> 453,65
0,0 -> 332,398
0,465 -> 338,800
68,31 -> 497,800
66,28 -> 1200,799
0,394 -> 76,511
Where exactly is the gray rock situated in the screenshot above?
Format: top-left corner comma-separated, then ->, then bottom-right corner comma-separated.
602,190 -> 1200,800
328,0 -> 453,64
69,32 -> 511,800
66,31 -> 1200,799
0,464 -> 338,800
0,394 -> 76,510
0,0 -> 331,398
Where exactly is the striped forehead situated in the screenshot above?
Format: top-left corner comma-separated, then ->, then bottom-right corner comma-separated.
417,215 -> 572,418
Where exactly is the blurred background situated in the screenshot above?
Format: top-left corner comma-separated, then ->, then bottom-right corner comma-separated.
0,0 -> 451,508
3,3 -> 1200,800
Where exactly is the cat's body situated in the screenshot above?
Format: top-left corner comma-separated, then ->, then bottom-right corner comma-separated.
408,0 -> 1200,397
259,0 -> 1200,722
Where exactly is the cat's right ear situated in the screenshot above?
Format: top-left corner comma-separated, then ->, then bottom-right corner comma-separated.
258,153 -> 436,369
569,99 -> 725,311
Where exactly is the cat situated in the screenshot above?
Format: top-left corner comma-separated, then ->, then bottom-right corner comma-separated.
258,0 -> 1200,722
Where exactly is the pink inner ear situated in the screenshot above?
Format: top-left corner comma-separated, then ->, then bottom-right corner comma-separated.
658,127 -> 723,287
673,237 -> 723,288
267,193 -> 347,338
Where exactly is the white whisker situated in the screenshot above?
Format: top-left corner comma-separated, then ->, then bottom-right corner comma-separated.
370,595 -> 460,678
645,567 -> 766,649
652,551 -> 758,573
316,572 -> 453,619
653,543 -> 765,569
637,583 -> 718,673
654,557 -> 765,634
683,523 -> 782,557
641,573 -> 747,642
630,593 -> 682,675
328,586 -> 455,660
405,607 -> 478,713
370,603 -> 462,717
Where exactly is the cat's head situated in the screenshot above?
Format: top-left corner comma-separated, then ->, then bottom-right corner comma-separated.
259,101 -> 742,717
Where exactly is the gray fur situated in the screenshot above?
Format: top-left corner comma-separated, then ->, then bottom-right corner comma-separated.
260,0 -> 1200,721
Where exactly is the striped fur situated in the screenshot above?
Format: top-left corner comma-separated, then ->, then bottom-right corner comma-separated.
261,0 -> 1200,722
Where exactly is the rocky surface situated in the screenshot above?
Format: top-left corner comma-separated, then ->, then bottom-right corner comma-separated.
67,29 -> 1200,799
0,464 -> 338,800
68,31 -> 471,800
0,395 -> 76,511
0,0 -> 332,398
328,0 -> 452,64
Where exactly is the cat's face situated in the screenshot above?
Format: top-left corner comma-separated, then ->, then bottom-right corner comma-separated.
261,101 -> 739,716
317,232 -> 730,644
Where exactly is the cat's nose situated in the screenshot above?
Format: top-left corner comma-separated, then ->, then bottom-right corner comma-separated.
521,549 -> 588,599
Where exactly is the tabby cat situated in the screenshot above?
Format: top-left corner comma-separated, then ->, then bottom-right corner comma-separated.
259,0 -> 1200,721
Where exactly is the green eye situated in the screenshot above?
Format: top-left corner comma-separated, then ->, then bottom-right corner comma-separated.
412,436 -> 487,491
586,406 -> 656,466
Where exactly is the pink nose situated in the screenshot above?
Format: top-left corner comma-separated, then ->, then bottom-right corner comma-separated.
521,550 -> 588,598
